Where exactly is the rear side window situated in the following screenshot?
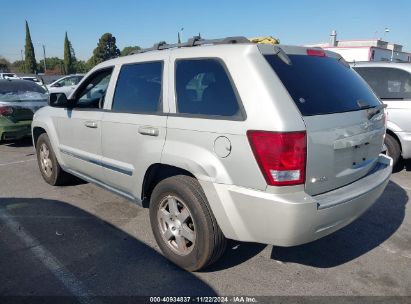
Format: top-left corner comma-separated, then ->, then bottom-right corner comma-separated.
265,55 -> 380,116
112,61 -> 163,113
175,59 -> 242,118
354,67 -> 411,100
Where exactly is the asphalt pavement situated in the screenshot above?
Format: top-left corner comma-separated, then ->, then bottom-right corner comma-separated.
0,138 -> 410,300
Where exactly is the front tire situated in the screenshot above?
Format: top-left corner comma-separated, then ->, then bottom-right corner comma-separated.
36,133 -> 71,186
149,175 -> 226,271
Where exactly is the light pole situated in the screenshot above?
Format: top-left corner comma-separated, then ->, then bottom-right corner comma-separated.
42,44 -> 47,73
180,27 -> 184,43
383,28 -> 395,62
20,49 -> 25,73
37,42 -> 47,73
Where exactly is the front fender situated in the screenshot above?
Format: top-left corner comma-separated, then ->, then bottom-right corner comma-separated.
32,108 -> 65,167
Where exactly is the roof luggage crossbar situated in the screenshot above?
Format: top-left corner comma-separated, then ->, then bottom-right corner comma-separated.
130,36 -> 250,55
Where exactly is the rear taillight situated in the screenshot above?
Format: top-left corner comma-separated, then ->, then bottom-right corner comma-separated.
306,49 -> 326,57
247,131 -> 306,186
0,106 -> 14,116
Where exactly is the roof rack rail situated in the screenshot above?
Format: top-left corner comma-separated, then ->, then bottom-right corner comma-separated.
129,36 -> 250,55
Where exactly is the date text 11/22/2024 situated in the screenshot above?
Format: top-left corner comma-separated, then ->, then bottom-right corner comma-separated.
149,296 -> 258,303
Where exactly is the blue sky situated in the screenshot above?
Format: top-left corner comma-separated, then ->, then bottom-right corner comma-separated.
1,0 -> 409,62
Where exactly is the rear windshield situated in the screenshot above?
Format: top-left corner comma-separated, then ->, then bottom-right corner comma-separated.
265,55 -> 380,116
0,80 -> 47,102
354,67 -> 411,100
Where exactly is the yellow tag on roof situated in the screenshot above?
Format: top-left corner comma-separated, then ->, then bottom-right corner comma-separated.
248,36 -> 280,45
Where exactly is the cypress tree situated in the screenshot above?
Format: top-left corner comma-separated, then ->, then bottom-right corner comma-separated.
63,32 -> 75,74
24,20 -> 37,73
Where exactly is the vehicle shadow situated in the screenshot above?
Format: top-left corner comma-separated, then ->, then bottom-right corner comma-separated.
200,240 -> 266,272
270,180 -> 408,268
1,137 -> 34,148
0,197 -> 217,297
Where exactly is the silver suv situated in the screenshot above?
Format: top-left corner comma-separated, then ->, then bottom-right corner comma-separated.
32,37 -> 392,271
352,62 -> 411,167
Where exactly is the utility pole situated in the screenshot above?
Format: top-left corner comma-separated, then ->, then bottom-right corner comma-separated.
20,49 -> 25,73
42,44 -> 47,73
180,27 -> 184,43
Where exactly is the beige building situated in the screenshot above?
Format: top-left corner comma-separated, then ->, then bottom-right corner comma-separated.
306,31 -> 411,63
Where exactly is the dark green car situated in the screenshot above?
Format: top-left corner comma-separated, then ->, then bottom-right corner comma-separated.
0,80 -> 48,141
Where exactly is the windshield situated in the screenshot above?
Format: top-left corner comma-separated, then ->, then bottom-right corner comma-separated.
354,67 -> 411,100
0,81 -> 48,102
265,54 -> 381,116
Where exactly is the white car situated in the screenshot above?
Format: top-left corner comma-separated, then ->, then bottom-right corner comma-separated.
0,73 -> 20,80
352,62 -> 411,167
21,76 -> 45,88
47,74 -> 84,97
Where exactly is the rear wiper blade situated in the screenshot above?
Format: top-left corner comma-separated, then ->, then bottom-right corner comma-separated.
357,100 -> 387,119
366,103 -> 387,120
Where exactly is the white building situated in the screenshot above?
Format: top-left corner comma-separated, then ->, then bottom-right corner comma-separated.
306,31 -> 411,63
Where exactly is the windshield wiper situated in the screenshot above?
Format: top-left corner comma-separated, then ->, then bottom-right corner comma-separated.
367,103 -> 387,120
357,99 -> 387,119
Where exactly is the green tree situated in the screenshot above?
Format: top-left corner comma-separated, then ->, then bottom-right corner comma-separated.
24,20 -> 37,73
0,57 -> 11,72
11,60 -> 25,73
75,60 -> 88,73
37,57 -> 64,73
90,33 -> 120,67
120,45 -> 141,56
63,32 -> 76,74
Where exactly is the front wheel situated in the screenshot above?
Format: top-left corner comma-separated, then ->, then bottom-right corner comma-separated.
149,175 -> 227,271
36,133 -> 72,186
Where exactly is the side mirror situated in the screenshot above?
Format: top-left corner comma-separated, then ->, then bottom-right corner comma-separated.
49,92 -> 74,108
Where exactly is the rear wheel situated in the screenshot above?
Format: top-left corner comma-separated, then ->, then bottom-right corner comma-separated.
36,133 -> 72,186
385,133 -> 401,167
149,175 -> 226,271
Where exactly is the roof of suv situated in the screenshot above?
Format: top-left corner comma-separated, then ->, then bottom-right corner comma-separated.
93,37 -> 343,71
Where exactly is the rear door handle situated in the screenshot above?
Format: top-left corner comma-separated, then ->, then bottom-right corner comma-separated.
84,121 -> 98,128
138,126 -> 159,136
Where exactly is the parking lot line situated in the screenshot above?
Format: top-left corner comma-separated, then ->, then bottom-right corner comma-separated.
0,158 -> 36,167
0,208 -> 99,303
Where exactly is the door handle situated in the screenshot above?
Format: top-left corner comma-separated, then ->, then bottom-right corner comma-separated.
138,126 -> 159,136
84,121 -> 98,128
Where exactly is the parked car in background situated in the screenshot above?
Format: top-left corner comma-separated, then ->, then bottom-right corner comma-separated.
21,76 -> 45,88
46,74 -> 84,97
32,38 -> 392,271
0,73 -> 20,80
352,62 -> 411,166
0,80 -> 48,141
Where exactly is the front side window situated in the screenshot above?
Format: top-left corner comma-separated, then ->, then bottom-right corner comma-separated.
175,59 -> 242,118
354,67 -> 411,100
74,68 -> 113,108
112,61 -> 163,113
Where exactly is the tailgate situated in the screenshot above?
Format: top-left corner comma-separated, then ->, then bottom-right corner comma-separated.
304,110 -> 385,195
262,46 -> 386,195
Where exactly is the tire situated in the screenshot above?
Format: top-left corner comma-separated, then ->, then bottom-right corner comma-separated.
36,133 -> 72,186
385,133 -> 401,167
149,175 -> 227,271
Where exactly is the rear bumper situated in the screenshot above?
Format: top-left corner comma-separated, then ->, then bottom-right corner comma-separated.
0,119 -> 32,141
395,131 -> 411,159
201,154 -> 392,246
